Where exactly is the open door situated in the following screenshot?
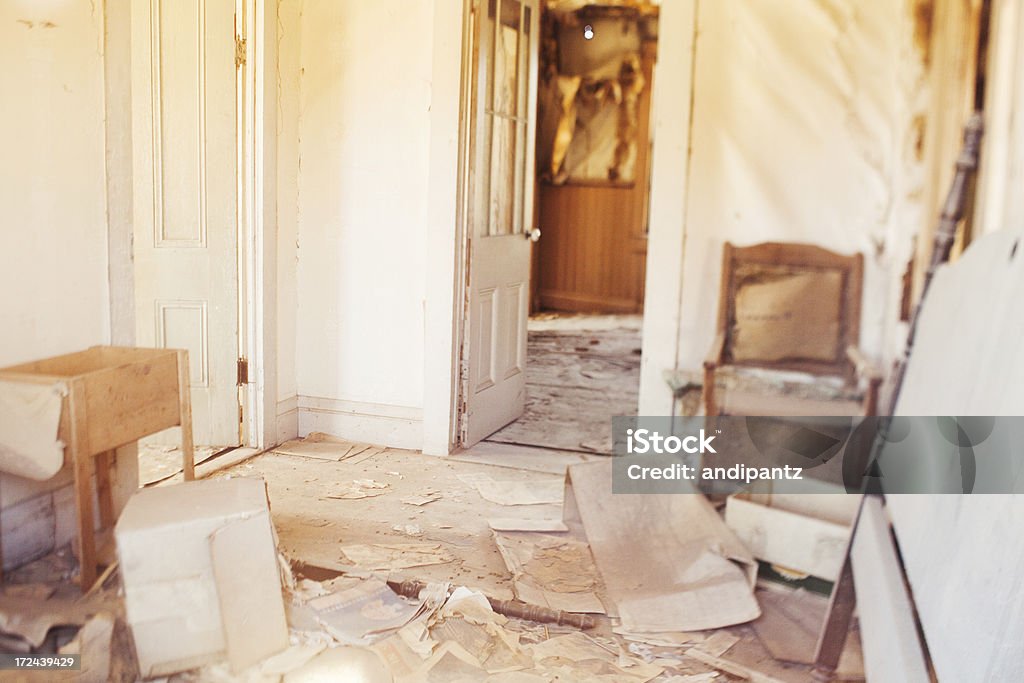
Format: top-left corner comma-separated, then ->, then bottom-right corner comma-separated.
131,0 -> 241,447
460,0 -> 541,447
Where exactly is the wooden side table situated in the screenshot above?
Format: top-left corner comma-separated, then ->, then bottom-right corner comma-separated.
0,346 -> 195,590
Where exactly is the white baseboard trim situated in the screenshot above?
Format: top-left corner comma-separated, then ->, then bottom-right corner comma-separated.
296,396 -> 423,451
276,395 -> 299,445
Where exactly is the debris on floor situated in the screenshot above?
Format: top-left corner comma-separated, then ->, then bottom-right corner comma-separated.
566,460 -> 761,634
274,432 -> 387,465
338,543 -> 456,572
2,431 -> 865,683
492,532 -> 605,614
303,577 -> 446,646
325,478 -> 391,500
458,472 -> 564,507
115,477 -> 289,677
752,586 -> 864,676
485,316 -> 642,454
138,444 -> 218,486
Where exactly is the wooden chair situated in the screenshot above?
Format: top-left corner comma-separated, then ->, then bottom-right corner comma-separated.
702,242 -> 882,416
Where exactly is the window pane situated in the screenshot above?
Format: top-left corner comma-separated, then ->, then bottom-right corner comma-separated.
493,0 -> 521,116
489,116 -> 517,235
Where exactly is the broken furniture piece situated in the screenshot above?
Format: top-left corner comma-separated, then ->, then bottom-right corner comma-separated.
115,477 -> 288,677
703,242 -> 882,416
387,578 -> 598,630
0,346 -> 195,591
725,492 -> 860,582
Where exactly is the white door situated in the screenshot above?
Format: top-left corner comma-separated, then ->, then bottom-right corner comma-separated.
131,0 -> 241,447
461,0 -> 541,446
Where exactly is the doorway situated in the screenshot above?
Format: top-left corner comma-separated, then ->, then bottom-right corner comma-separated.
456,0 -> 659,454
129,0 -> 263,460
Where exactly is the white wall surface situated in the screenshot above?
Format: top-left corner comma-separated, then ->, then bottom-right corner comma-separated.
674,0 -> 927,372
293,0 -> 434,445
0,0 -> 110,366
276,0 -> 302,443
0,0 -> 122,569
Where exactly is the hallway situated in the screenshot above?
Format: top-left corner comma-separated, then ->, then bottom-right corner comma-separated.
485,315 -> 642,454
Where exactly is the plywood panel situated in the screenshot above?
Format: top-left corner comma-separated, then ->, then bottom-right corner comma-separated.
851,497 -> 930,683
534,41 -> 654,314
888,227 -> 1024,681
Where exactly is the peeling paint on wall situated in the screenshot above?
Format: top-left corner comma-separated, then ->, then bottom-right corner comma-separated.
676,0 -> 930,372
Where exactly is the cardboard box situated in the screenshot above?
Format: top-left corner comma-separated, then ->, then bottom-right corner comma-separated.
115,477 -> 288,678
725,492 -> 860,582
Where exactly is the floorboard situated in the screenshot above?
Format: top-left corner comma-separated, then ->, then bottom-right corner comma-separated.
485,315 -> 642,454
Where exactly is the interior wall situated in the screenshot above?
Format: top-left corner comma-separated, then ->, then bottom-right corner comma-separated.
292,0 -> 434,448
276,0 -> 301,443
675,0 -> 929,374
0,0 -> 137,569
0,1 -> 110,365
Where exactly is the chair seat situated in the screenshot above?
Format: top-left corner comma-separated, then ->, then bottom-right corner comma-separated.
720,389 -> 863,416
713,367 -> 865,416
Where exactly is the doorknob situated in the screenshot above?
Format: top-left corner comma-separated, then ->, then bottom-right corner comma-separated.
526,228 -> 541,243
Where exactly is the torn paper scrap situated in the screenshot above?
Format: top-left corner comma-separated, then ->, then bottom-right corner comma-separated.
492,532 -> 605,614
308,578 -> 424,645
402,489 -> 442,506
460,473 -> 564,506
695,631 -> 740,658
325,479 -> 390,500
340,543 -> 454,572
488,518 -> 569,532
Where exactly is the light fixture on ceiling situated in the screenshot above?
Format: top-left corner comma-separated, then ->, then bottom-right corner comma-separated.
583,24 -> 595,40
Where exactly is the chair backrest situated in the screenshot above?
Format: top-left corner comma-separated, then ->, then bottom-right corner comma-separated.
716,242 -> 863,378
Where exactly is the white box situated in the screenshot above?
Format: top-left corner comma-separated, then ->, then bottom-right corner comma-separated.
115,477 -> 288,678
725,492 -> 860,581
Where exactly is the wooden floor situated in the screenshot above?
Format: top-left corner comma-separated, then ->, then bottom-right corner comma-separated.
485,314 -> 642,454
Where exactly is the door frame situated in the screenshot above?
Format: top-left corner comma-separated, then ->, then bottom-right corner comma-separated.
422,0 -> 700,455
237,0 -> 279,450
107,0 -> 278,451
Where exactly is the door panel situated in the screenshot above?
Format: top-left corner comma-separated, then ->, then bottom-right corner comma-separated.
131,0 -> 240,447
462,0 -> 540,446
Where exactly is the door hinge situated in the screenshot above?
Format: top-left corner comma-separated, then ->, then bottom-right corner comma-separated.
237,357 -> 249,385
235,35 -> 247,68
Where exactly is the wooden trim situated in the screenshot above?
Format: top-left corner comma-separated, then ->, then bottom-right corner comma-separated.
637,0 -> 698,416
297,396 -> 423,450
537,290 -> 642,313
423,0 -> 480,455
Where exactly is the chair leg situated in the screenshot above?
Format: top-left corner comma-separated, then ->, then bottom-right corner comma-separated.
702,365 -> 717,416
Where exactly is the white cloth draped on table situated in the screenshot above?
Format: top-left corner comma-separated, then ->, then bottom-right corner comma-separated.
0,379 -> 66,480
